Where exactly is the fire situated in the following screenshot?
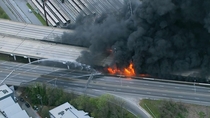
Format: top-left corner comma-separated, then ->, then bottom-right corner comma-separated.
107,63 -> 135,76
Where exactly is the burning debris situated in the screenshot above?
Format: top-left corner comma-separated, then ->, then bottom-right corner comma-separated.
107,63 -> 135,76
60,0 -> 210,81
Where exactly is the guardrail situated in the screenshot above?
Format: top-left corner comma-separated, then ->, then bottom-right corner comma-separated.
103,74 -> 210,87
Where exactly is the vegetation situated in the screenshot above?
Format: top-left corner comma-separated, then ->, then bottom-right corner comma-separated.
0,53 -> 30,63
140,99 -> 188,118
0,7 -> 10,19
0,54 -> 12,61
26,3 -> 46,25
23,83 -> 136,118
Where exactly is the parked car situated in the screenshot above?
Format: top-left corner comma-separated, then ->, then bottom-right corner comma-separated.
25,103 -> 30,108
20,97 -> 24,102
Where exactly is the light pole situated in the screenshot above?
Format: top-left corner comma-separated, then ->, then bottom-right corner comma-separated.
37,94 -> 43,108
0,60 -> 40,85
42,0 -> 48,26
47,78 -> 57,87
0,70 -> 15,85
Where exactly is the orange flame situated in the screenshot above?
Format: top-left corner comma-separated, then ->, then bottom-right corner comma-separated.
107,63 -> 135,76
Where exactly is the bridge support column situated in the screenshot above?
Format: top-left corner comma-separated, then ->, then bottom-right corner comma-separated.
28,58 -> 31,63
13,55 -> 16,61
10,54 -> 16,61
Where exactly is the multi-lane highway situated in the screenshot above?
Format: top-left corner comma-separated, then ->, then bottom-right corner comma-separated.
0,19 -> 73,40
0,35 -> 86,62
1,60 -> 210,117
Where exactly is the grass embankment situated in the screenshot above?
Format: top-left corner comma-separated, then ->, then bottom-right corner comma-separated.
26,3 -> 46,25
140,99 -> 210,118
0,6 -> 10,19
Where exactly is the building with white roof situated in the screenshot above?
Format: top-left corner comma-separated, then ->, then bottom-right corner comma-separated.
0,84 -> 13,101
0,84 -> 30,118
49,102 -> 91,118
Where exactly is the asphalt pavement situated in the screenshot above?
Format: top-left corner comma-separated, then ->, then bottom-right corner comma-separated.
1,60 -> 210,118
0,0 -> 42,25
14,0 -> 42,25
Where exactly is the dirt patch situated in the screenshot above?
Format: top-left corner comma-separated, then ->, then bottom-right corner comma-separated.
186,104 -> 210,118
140,99 -> 210,118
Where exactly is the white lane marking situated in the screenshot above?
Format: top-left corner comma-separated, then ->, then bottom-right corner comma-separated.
159,85 -> 164,87
162,94 -> 167,96
195,97 -> 200,100
143,78 -> 154,80
93,89 -> 101,91
175,87 -> 180,89
144,84 -> 149,85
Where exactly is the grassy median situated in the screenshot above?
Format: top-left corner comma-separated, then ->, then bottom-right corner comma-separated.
0,6 -> 10,19
26,3 -> 46,25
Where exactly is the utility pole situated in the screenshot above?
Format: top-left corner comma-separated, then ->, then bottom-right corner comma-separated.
42,0 -> 48,26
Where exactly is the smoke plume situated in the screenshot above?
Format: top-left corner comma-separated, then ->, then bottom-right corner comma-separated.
59,0 -> 210,80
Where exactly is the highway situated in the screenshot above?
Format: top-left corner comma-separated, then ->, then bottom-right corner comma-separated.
0,60 -> 210,117
0,19 -> 73,40
0,34 -> 87,62
0,34 -> 111,64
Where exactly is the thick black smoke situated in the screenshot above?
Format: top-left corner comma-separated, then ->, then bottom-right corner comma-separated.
60,0 -> 210,81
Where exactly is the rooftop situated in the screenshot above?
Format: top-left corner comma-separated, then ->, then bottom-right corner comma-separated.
0,84 -> 13,99
49,102 -> 91,118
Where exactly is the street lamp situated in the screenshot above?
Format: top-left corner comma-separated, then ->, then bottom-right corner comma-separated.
37,94 -> 43,108
47,78 -> 57,87
42,0 -> 48,26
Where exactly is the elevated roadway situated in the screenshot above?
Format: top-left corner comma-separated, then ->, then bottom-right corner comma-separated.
0,34 -> 86,62
0,19 -> 111,64
0,19 -> 73,41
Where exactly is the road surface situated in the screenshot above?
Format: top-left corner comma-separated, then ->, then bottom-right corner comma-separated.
1,60 -> 210,117
0,34 -> 87,62
0,19 -> 72,40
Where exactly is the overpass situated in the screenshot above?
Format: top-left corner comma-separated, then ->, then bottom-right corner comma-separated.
0,19 -> 111,65
0,19 -> 73,41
